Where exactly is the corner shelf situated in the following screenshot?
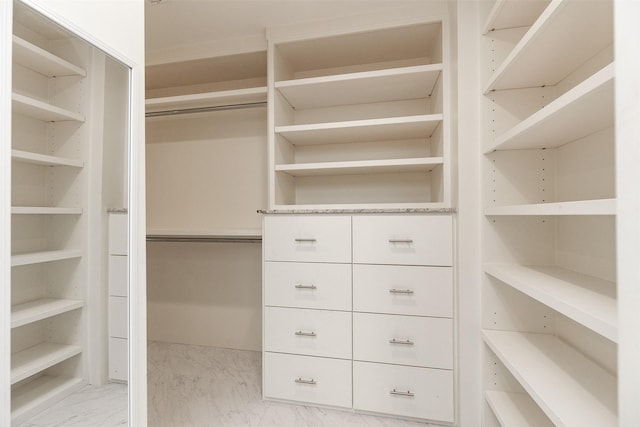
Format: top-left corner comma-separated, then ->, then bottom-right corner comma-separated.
484,263 -> 616,341
12,35 -> 86,77
276,157 -> 443,177
11,342 -> 82,384
482,0 -> 550,35
11,149 -> 84,168
485,391 -> 553,427
483,330 -> 617,427
12,93 -> 85,122
484,0 -> 613,93
11,375 -> 83,425
145,86 -> 267,113
11,207 -> 83,215
276,64 -> 442,109
11,298 -> 84,329
276,115 -> 442,146
484,199 -> 615,216
487,63 -> 614,152
11,249 -> 83,267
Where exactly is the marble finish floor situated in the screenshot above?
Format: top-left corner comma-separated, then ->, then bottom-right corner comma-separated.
148,341 -> 441,427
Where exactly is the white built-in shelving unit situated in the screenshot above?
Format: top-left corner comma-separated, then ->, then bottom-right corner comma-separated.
479,0 -> 616,425
268,20 -> 451,209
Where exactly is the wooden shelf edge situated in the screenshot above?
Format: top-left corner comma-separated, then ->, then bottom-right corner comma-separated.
275,114 -> 442,134
145,86 -> 267,111
11,206 -> 83,215
11,375 -> 83,425
276,157 -> 443,177
12,298 -> 84,329
11,343 -> 82,384
12,92 -> 85,122
485,391 -> 553,427
13,35 -> 86,77
11,249 -> 83,267
484,199 -> 616,216
11,149 -> 84,168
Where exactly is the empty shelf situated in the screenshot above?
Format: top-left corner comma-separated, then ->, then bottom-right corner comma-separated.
11,206 -> 82,215
12,298 -> 84,329
276,157 -> 443,177
485,391 -> 553,427
11,375 -> 83,425
484,199 -> 616,216
482,0 -> 550,34
483,330 -> 617,427
276,115 -> 442,146
145,86 -> 267,113
11,249 -> 83,267
484,263 -> 617,341
12,93 -> 85,122
11,342 -> 82,384
484,0 -> 613,92
487,63 -> 614,152
13,35 -> 86,77
11,149 -> 84,168
276,64 -> 442,109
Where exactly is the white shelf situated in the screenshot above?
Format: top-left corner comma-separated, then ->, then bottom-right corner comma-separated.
11,375 -> 83,425
12,149 -> 84,168
11,249 -> 83,267
11,342 -> 82,384
482,0 -> 550,35
485,391 -> 553,427
276,64 -> 442,109
484,199 -> 615,216
484,0 -> 613,93
145,86 -> 267,113
483,330 -> 617,427
12,35 -> 86,77
276,115 -> 442,146
12,93 -> 85,122
146,227 -> 262,240
487,63 -> 614,152
276,157 -> 442,177
11,206 -> 82,215
484,263 -> 617,341
12,298 -> 84,329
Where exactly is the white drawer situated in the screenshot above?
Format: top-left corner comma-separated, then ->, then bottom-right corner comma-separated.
353,264 -> 452,317
109,337 -> 128,382
264,215 -> 351,263
264,307 -> 351,359
264,262 -> 351,311
352,215 -> 452,266
108,213 -> 128,255
264,352 -> 351,408
353,313 -> 453,369
108,255 -> 128,297
108,296 -> 128,338
353,361 -> 454,422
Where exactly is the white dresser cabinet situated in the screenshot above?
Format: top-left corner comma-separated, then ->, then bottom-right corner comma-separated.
108,212 -> 128,382
263,213 -> 454,423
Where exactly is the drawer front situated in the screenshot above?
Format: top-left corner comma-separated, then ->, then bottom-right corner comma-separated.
353,264 -> 452,317
108,255 -> 128,297
353,361 -> 454,422
264,307 -> 351,359
109,337 -> 128,382
108,296 -> 128,338
264,215 -> 351,263
352,215 -> 452,266
353,313 -> 453,369
264,261 -> 351,311
108,213 -> 128,255
264,352 -> 351,408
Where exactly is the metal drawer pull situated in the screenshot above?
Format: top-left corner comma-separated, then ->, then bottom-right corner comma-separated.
295,330 -> 317,337
390,389 -> 414,397
388,239 -> 413,244
295,377 -> 316,385
389,338 -> 414,345
295,238 -> 317,243
295,284 -> 317,290
389,288 -> 414,295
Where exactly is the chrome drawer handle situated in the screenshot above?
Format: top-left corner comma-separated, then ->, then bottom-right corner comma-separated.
295,377 -> 316,385
389,288 -> 414,295
295,284 -> 317,290
295,238 -> 317,243
390,389 -> 414,397
389,338 -> 414,345
388,239 -> 413,244
295,330 -> 316,337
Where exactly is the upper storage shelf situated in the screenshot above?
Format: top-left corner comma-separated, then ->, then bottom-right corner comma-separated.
12,35 -> 85,77
482,0 -> 550,34
12,93 -> 85,122
484,0 -> 613,93
145,86 -> 267,115
275,64 -> 442,110
12,150 -> 84,168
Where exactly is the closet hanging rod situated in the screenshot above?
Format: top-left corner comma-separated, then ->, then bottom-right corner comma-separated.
146,235 -> 262,243
145,101 -> 267,118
